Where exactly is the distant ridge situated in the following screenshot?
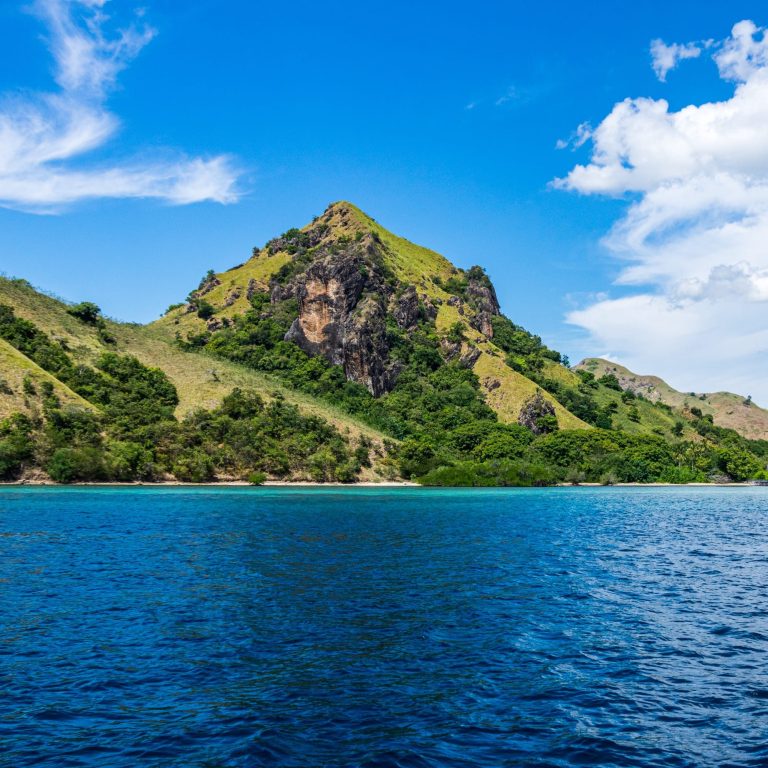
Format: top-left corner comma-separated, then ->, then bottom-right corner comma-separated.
576,358 -> 768,441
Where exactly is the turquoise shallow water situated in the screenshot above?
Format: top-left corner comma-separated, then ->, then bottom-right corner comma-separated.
1,486 -> 768,767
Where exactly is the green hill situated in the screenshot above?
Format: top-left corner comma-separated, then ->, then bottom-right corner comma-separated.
2,201 -> 768,485
156,201 -> 587,431
0,276 -> 395,482
577,358 -> 768,441
0,276 -> 388,441
0,339 -> 93,419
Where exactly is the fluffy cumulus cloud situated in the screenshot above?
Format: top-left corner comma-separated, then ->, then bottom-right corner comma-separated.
556,20 -> 768,404
0,0 -> 239,212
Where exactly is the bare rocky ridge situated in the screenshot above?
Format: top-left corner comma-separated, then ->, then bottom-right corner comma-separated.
275,208 -> 451,396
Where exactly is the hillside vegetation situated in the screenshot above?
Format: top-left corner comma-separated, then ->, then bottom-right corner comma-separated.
0,277 -> 394,482
577,358 -> 768,441
2,202 -> 768,485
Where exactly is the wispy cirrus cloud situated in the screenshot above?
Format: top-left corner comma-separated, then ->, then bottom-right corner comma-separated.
556,20 -> 768,403
465,83 -> 542,111
494,85 -> 520,106
0,0 -> 240,213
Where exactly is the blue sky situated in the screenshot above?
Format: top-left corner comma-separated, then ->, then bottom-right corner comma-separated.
1,1 -> 767,399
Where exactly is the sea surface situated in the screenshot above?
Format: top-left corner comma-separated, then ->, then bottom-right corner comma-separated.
1,486 -> 768,767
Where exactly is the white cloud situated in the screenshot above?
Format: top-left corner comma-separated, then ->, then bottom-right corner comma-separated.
556,20 -> 768,404
556,122 -> 592,151
714,19 -> 768,81
650,39 -> 701,81
0,0 -> 240,212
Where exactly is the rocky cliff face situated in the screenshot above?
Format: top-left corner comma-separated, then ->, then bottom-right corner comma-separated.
280,232 -> 399,395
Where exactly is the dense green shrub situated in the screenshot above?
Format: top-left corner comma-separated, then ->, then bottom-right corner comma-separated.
598,373 -> 623,391
105,442 -> 155,481
47,447 -> 105,483
173,449 -> 215,483
0,414 -> 34,480
420,460 -> 555,487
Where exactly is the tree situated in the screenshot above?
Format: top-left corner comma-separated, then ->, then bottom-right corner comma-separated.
195,299 -> 215,320
67,302 -> 102,325
598,373 -> 623,391
173,449 -> 215,483
105,442 -> 154,481
718,445 -> 763,482
446,321 -> 465,344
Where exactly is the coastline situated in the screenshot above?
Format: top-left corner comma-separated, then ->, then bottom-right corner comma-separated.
1,480 -> 420,488
0,480 -> 760,488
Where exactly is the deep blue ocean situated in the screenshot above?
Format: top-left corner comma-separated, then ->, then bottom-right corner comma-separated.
1,487 -> 768,767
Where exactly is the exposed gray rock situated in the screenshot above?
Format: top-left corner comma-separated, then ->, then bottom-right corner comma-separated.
392,286 -> 420,330
446,295 -> 465,315
518,390 -> 558,435
466,273 -> 501,338
224,287 -> 241,307
460,346 -> 482,368
440,338 -> 462,361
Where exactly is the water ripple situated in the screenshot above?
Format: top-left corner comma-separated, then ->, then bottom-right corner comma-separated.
1,486 -> 768,766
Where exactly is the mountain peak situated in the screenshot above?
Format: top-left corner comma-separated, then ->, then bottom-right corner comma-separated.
155,205 -> 587,428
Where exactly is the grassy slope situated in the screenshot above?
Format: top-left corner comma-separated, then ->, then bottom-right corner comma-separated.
0,277 -> 390,454
0,340 -> 93,419
577,358 -> 768,441
155,201 -> 588,431
347,203 -> 587,430
542,361 -> 698,439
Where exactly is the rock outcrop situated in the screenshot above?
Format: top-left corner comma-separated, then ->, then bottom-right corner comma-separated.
282,238 -> 397,395
263,209 -> 505,399
392,286 -> 420,330
466,272 -> 501,338
518,389 -> 557,435
195,271 -> 221,297
224,287 -> 241,307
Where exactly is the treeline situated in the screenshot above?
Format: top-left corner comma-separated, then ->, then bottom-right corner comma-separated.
0,390 -> 372,484
416,427 -> 768,486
